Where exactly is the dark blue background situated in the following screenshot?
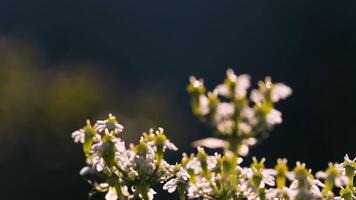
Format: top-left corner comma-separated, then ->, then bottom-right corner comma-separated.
0,0 -> 355,199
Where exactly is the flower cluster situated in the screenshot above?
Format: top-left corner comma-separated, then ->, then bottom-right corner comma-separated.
72,69 -> 355,200
72,114 -> 177,200
187,69 -> 292,156
164,153 -> 356,200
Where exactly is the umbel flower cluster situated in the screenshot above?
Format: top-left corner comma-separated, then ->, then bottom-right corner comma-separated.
72,69 -> 355,200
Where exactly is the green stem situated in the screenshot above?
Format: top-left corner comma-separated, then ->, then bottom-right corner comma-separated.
178,184 -> 186,200
137,185 -> 150,200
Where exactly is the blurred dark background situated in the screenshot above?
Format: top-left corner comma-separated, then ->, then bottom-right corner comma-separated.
0,0 -> 355,199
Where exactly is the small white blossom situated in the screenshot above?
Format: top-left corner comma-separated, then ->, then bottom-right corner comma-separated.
250,89 -> 264,104
187,177 -> 212,199
95,114 -> 124,133
191,137 -> 228,149
93,156 -> 106,172
238,138 -> 257,156
241,106 -> 258,125
235,74 -> 250,99
215,102 -> 234,122
163,168 -> 190,193
271,83 -> 292,102
105,187 -> 118,200
165,140 -> 178,151
199,95 -> 209,115
217,119 -> 234,134
72,130 -> 85,143
266,109 -> 282,126
214,84 -> 230,97
189,76 -> 204,88
238,122 -> 252,135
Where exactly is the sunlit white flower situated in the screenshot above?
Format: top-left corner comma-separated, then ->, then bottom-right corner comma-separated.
226,68 -> 237,81
155,127 -> 178,151
250,89 -> 264,104
288,178 -> 324,199
266,109 -> 282,126
215,102 -> 234,122
163,178 -> 179,193
340,154 -> 356,173
214,84 -> 230,97
243,167 -> 275,187
93,155 -> 106,172
165,140 -> 178,151
105,187 -> 118,200
163,168 -> 190,193
241,106 -> 258,125
186,158 -> 202,174
199,95 -> 209,115
238,138 -> 257,156
191,137 -> 228,149
116,149 -> 136,172
95,114 -> 124,133
189,76 -> 204,88
72,130 -> 85,143
316,163 -> 349,188
187,177 -> 212,199
217,119 -> 234,134
113,138 -> 126,154
206,154 -> 219,170
271,83 -> 292,102
235,74 -> 250,99
238,122 -> 252,135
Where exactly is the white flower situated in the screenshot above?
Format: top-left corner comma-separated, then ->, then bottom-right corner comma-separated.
93,156 -> 106,172
72,130 -> 85,143
186,158 -> 202,174
266,109 -> 282,126
288,178 -> 324,199
241,107 -> 258,125
243,167 -> 275,187
217,119 -> 234,134
113,138 -> 126,154
191,137 -> 228,149
187,177 -> 212,199
214,84 -> 230,97
163,168 -> 190,193
215,102 -> 234,122
238,122 -> 252,135
316,170 -> 348,188
341,154 -> 356,171
116,149 -> 136,172
271,83 -> 292,102
105,187 -> 118,200
149,127 -> 178,151
261,170 -> 276,187
250,89 -> 264,104
206,154 -> 219,170
95,114 -> 124,133
235,74 -> 250,99
238,138 -> 256,156
199,95 -> 209,115
226,68 -> 237,81
189,76 -> 204,88
165,140 -> 178,151
134,147 -> 156,175
163,178 -> 179,193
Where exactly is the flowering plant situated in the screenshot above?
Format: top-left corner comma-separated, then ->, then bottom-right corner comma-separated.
72,69 -> 355,200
